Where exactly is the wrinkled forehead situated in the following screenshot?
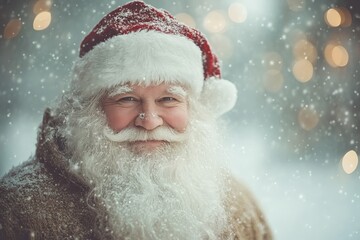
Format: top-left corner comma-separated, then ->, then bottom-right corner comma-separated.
106,83 -> 188,98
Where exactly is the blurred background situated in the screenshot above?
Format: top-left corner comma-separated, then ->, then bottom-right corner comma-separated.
1,0 -> 359,239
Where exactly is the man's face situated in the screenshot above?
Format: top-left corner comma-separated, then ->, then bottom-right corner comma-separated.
67,83 -> 227,239
101,83 -> 189,152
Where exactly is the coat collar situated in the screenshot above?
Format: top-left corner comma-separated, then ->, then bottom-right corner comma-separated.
35,108 -> 90,192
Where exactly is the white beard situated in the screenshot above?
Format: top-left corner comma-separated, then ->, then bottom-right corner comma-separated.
63,99 -> 230,240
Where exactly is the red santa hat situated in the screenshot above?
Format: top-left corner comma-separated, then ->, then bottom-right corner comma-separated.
71,0 -> 237,116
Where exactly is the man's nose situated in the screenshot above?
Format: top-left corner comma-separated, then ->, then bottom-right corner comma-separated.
134,102 -> 163,130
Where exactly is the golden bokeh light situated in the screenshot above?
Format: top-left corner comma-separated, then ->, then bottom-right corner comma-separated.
293,39 -> 317,63
33,0 -> 52,15
324,43 -> 349,68
324,7 -> 352,28
325,8 -> 342,27
175,13 -> 196,28
298,107 -> 319,131
263,52 -> 283,70
4,19 -> 22,39
203,10 -> 227,33
332,45 -> 349,67
341,150 -> 358,174
287,0 -> 306,12
292,59 -> 313,83
263,69 -> 284,93
33,11 -> 52,31
228,3 -> 247,23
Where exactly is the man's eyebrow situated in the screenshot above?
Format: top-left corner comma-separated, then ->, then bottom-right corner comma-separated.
167,86 -> 187,97
108,85 -> 133,97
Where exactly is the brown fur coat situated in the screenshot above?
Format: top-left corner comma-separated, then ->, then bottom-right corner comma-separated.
0,109 -> 272,239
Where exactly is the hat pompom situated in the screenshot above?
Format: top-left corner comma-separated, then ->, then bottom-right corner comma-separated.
200,77 -> 237,117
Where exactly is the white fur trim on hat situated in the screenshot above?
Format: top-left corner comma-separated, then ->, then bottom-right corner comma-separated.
200,77 -> 237,117
71,31 -> 204,98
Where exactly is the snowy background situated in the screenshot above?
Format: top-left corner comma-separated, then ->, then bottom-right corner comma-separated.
1,0 -> 360,239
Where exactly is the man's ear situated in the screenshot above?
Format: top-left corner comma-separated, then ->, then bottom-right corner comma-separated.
199,77 -> 238,117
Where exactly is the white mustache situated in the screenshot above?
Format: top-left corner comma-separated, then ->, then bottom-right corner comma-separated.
103,126 -> 188,143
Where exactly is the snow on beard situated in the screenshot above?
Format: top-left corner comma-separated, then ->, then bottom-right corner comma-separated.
63,92 -> 229,240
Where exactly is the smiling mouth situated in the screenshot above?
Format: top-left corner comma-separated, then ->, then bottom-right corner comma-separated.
130,140 -> 167,150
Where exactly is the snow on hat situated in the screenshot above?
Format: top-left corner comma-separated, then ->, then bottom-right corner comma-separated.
71,0 -> 237,116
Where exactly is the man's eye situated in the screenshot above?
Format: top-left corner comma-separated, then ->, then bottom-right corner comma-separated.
160,97 -> 177,102
117,96 -> 138,102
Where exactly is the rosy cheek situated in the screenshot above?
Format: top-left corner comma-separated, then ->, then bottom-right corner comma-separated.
165,108 -> 189,132
104,108 -> 136,132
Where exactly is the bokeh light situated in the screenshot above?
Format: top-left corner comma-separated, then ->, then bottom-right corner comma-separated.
292,59 -> 313,83
33,0 -> 52,15
203,10 -> 227,33
324,43 -> 349,68
325,8 -> 342,27
33,11 -> 52,31
228,3 -> 247,23
4,19 -> 22,39
332,45 -> 349,67
175,12 -> 196,28
341,150 -> 358,174
324,7 -> 352,28
298,107 -> 319,131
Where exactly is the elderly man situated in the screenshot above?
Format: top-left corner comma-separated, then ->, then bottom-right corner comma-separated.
0,1 -> 271,239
